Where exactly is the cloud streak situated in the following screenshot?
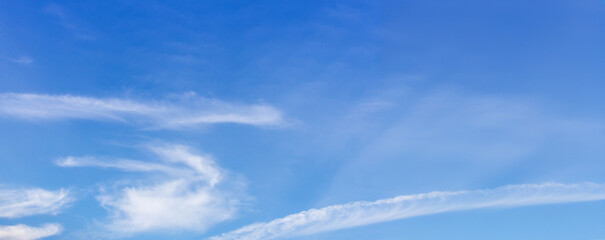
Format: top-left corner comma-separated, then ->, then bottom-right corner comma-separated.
58,144 -> 243,234
0,186 -> 72,218
11,56 -> 34,65
210,182 -> 605,240
0,224 -> 62,240
56,156 -> 186,176
0,93 -> 283,129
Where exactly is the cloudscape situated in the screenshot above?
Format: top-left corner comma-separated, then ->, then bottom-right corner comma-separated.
1,1 -> 604,240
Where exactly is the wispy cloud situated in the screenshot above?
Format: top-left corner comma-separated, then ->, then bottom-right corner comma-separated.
44,3 -> 95,41
11,56 -> 34,65
0,224 -> 62,240
44,4 -> 70,27
58,144 -> 244,234
0,186 -> 72,218
321,89 -> 605,202
210,182 -> 605,240
0,93 -> 284,129
56,156 -> 187,176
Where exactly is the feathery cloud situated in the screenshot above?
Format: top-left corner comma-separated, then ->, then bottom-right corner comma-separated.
0,93 -> 283,129
56,156 -> 186,176
210,182 -> 605,240
0,186 -> 72,218
0,224 -> 62,240
58,144 -> 243,234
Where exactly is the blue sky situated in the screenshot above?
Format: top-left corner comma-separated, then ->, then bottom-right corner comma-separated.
0,0 -> 604,239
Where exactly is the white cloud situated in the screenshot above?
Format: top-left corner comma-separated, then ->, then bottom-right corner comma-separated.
11,56 -> 33,65
148,145 -> 222,186
0,224 -> 62,240
56,156 -> 187,176
58,144 -> 243,234
0,93 -> 284,129
0,186 -> 72,218
98,179 -> 236,233
210,182 -> 605,240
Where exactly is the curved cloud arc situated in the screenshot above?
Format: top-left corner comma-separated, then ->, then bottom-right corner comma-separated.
210,182 -> 605,240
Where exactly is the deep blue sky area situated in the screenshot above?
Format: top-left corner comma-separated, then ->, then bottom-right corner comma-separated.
0,1 -> 604,240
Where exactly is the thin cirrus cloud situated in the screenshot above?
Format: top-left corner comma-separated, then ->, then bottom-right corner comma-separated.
210,182 -> 605,240
0,224 -> 62,240
321,90 -> 605,202
0,93 -> 284,129
0,186 -> 72,218
0,187 -> 69,240
57,144 -> 243,234
56,156 -> 189,177
10,56 -> 34,65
